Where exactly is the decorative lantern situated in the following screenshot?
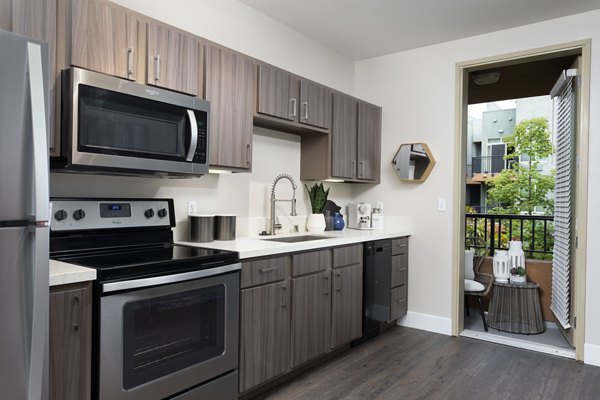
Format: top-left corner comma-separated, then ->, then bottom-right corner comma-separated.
492,250 -> 510,283
508,240 -> 525,270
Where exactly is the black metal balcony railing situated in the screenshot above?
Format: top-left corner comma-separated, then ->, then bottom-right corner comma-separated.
465,213 -> 554,258
470,156 -> 517,176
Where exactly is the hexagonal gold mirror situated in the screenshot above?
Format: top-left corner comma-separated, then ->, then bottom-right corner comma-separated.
392,143 -> 436,182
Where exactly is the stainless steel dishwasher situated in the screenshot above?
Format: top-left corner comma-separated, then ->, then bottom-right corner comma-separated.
352,239 -> 392,345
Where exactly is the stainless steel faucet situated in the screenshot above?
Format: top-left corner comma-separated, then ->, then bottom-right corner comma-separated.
270,173 -> 297,235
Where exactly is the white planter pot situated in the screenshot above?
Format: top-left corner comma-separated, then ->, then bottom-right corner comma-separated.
510,274 -> 527,284
493,250 -> 510,283
306,213 -> 326,232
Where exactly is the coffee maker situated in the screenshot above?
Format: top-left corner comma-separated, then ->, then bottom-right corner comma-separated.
347,203 -> 372,230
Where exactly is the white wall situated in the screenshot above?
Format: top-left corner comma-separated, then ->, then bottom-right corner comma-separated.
51,0 -> 357,238
354,10 -> 600,362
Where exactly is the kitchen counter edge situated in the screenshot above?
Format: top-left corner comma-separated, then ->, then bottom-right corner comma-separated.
177,228 -> 412,259
49,259 -> 97,287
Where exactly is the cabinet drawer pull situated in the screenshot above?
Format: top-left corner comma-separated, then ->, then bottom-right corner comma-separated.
259,266 -> 277,273
323,275 -> 329,295
127,47 -> 134,79
302,101 -> 308,120
335,272 -> 341,292
289,98 -> 297,118
154,54 -> 160,82
281,286 -> 287,308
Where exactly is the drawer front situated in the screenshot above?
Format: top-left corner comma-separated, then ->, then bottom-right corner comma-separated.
391,254 -> 407,288
241,256 -> 290,288
390,286 -> 407,321
332,244 -> 363,268
391,237 -> 409,255
292,249 -> 331,277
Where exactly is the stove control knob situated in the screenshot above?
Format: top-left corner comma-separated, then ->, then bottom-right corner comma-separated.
157,208 -> 168,218
73,209 -> 86,221
144,209 -> 155,218
54,209 -> 68,221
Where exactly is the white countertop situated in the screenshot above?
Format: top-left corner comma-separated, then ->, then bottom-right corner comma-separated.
177,227 -> 412,259
49,260 -> 97,287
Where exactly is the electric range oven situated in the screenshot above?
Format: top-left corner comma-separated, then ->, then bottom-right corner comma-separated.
50,198 -> 240,400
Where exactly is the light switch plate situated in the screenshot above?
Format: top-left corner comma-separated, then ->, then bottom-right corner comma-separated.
437,198 -> 447,212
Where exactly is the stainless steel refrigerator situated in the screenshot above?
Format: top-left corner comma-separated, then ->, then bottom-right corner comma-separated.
0,29 -> 50,400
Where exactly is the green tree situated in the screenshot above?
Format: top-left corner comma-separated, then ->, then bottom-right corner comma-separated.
486,117 -> 555,215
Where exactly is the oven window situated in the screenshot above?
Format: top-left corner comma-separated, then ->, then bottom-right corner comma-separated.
122,285 -> 225,389
77,85 -> 188,161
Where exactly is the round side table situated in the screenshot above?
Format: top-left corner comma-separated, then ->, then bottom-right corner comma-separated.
487,281 -> 545,334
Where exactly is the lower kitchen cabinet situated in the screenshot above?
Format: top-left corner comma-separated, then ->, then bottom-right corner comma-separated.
390,237 -> 409,320
49,282 -> 92,400
239,280 -> 290,393
291,270 -> 331,367
331,263 -> 363,348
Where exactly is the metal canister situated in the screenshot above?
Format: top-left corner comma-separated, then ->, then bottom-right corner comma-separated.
189,215 -> 215,242
214,215 -> 236,240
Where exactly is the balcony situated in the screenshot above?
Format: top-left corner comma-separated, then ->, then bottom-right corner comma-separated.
468,156 -> 517,182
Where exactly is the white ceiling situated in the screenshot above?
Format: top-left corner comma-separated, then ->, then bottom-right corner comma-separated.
240,0 -> 600,60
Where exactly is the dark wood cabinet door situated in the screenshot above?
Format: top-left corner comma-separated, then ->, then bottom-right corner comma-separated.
357,101 -> 382,181
204,44 -> 255,170
49,282 -> 91,400
299,79 -> 332,129
291,271 -> 331,367
391,253 -> 408,288
71,0 -> 138,80
331,264 -> 363,348
257,64 -> 298,121
331,93 -> 358,179
239,281 -> 290,393
147,21 -> 201,96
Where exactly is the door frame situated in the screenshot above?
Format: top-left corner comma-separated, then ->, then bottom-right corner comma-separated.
451,40 -> 591,361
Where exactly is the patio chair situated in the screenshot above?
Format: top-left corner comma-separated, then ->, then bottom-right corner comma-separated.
464,236 -> 492,331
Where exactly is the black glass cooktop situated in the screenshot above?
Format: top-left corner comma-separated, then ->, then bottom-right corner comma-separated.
53,244 -> 238,282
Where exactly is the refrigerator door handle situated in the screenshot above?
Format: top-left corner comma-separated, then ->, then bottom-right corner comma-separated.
26,41 -> 50,400
27,42 -> 49,224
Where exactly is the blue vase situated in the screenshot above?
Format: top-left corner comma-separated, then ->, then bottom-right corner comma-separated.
333,212 -> 345,230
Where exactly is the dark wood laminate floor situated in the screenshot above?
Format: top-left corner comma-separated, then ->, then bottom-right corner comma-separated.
254,326 -> 600,400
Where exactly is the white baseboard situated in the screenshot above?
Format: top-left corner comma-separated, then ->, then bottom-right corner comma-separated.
397,311 -> 452,335
584,343 -> 600,366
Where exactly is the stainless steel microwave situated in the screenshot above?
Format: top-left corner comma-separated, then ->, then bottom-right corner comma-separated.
56,67 -> 209,177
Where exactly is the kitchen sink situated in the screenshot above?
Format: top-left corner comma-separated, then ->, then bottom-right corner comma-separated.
262,235 -> 333,243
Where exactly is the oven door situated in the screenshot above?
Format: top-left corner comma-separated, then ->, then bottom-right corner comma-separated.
98,267 -> 239,400
65,67 -> 209,176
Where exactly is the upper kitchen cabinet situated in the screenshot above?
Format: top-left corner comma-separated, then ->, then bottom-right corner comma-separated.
147,21 -> 202,96
356,101 -> 382,181
71,0 -> 138,81
255,63 -> 332,134
299,79 -> 332,129
204,43 -> 255,171
301,93 -> 381,183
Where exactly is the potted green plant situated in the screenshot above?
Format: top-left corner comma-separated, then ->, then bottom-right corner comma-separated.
305,182 -> 329,232
509,266 -> 527,284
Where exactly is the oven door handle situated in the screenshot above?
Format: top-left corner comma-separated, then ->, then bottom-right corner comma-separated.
185,110 -> 198,162
101,262 -> 241,293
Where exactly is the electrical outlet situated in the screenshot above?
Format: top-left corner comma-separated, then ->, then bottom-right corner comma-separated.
187,201 -> 197,215
437,198 -> 447,212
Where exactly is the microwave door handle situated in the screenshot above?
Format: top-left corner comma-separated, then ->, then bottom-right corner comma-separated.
186,110 -> 198,162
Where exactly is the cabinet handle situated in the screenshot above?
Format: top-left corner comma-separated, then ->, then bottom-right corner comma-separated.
289,98 -> 297,118
351,160 -> 356,178
259,266 -> 277,273
281,286 -> 287,308
323,275 -> 329,295
335,272 -> 341,292
359,161 -> 364,178
246,143 -> 251,167
73,295 -> 80,332
154,54 -> 160,82
127,47 -> 135,79
302,101 -> 308,120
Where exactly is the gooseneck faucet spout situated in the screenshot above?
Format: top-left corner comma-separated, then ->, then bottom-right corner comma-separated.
270,173 -> 297,235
